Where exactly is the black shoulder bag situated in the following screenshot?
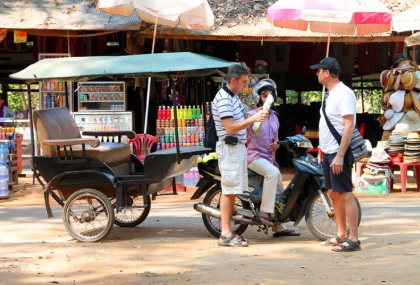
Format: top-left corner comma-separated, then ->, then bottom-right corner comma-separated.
322,100 -> 368,165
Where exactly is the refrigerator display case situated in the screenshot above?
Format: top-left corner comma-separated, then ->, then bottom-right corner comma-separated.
38,53 -> 73,111
77,81 -> 126,112
73,111 -> 134,143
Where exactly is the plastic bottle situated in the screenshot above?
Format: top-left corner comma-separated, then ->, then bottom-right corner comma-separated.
183,106 -> 188,119
196,105 -> 201,119
178,106 -> 183,119
166,106 -> 171,120
0,144 -> 6,165
158,106 -> 163,120
187,106 -> 192,120
170,106 -> 174,120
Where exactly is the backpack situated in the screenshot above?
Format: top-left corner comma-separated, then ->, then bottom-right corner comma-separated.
204,111 -> 218,152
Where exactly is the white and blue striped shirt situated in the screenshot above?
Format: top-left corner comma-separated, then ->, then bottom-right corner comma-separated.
212,85 -> 247,144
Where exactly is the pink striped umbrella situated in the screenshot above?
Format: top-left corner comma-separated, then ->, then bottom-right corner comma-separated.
267,0 -> 392,55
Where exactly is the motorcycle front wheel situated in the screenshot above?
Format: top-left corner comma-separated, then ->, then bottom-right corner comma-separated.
305,191 -> 362,241
202,185 -> 248,238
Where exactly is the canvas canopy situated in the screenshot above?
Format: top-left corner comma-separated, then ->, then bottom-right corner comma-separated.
10,52 -> 231,83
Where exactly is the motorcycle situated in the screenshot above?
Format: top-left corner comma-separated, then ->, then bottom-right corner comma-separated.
191,132 -> 361,240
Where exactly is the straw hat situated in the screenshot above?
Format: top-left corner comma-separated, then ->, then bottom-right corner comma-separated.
380,70 -> 390,90
410,90 -> 420,112
383,108 -> 404,131
402,91 -> 414,112
361,173 -> 388,182
389,90 -> 405,112
368,147 -> 390,163
394,59 -> 417,70
387,71 -> 402,91
401,109 -> 420,124
376,141 -> 390,149
401,71 -> 418,90
415,71 -> 420,90
405,132 -> 420,143
389,134 -> 404,144
394,122 -> 409,131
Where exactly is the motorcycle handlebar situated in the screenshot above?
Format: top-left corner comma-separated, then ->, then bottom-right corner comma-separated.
276,140 -> 290,147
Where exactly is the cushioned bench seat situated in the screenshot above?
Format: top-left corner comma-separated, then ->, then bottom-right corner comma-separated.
69,142 -> 131,167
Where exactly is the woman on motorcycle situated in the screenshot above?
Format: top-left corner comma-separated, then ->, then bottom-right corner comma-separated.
246,78 -> 300,236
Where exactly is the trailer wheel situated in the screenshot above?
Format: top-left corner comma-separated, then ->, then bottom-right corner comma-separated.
114,195 -> 151,227
63,188 -> 114,242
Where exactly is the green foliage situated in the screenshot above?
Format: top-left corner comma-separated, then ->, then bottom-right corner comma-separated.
352,82 -> 382,114
284,82 -> 382,114
6,84 -> 39,111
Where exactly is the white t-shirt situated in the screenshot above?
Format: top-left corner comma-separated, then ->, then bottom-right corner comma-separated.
319,82 -> 356,154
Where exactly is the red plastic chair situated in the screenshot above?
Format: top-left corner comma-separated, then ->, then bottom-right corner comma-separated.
358,123 -> 366,137
128,134 -> 157,162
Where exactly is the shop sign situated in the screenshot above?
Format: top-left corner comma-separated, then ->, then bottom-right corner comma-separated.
14,30 -> 27,44
0,29 -> 6,43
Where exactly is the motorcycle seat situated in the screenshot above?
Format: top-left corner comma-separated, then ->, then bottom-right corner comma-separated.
240,188 -> 287,204
247,169 -> 259,176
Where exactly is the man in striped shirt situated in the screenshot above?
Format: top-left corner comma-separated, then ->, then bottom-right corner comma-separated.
212,64 -> 268,247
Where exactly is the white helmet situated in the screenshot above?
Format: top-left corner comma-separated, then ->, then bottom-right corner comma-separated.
252,78 -> 277,106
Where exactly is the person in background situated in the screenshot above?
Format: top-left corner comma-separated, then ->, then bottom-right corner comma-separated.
212,64 -> 268,247
0,94 -> 14,118
310,57 -> 361,252
246,77 -> 300,237
0,94 -> 14,128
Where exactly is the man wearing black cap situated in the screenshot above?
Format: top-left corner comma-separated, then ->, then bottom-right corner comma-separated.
310,57 -> 361,252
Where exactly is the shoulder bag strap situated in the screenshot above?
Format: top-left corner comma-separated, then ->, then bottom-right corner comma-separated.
322,99 -> 342,145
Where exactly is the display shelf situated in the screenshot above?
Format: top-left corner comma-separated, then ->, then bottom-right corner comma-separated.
77,81 -> 126,111
38,53 -> 73,112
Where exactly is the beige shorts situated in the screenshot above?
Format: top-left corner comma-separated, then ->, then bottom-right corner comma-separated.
216,141 -> 248,195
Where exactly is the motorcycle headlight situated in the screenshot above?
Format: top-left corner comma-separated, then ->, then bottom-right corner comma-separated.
296,141 -> 313,149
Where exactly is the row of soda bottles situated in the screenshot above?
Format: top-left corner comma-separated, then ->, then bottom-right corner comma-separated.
158,105 -> 203,120
157,125 -> 205,136
42,94 -> 67,109
157,136 -> 204,150
157,118 -> 204,128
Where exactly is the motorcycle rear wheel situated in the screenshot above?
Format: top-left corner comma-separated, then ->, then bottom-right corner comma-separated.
202,186 -> 248,238
305,191 -> 362,241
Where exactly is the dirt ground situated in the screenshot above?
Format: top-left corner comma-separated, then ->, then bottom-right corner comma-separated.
1,173 -> 420,285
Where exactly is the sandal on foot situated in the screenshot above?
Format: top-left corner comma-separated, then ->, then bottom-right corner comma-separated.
320,236 -> 347,246
256,209 -> 274,226
331,238 -> 361,252
218,233 -> 249,247
234,232 -> 248,242
273,229 -> 301,237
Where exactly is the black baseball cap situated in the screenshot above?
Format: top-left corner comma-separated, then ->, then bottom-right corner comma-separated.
310,57 -> 341,74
